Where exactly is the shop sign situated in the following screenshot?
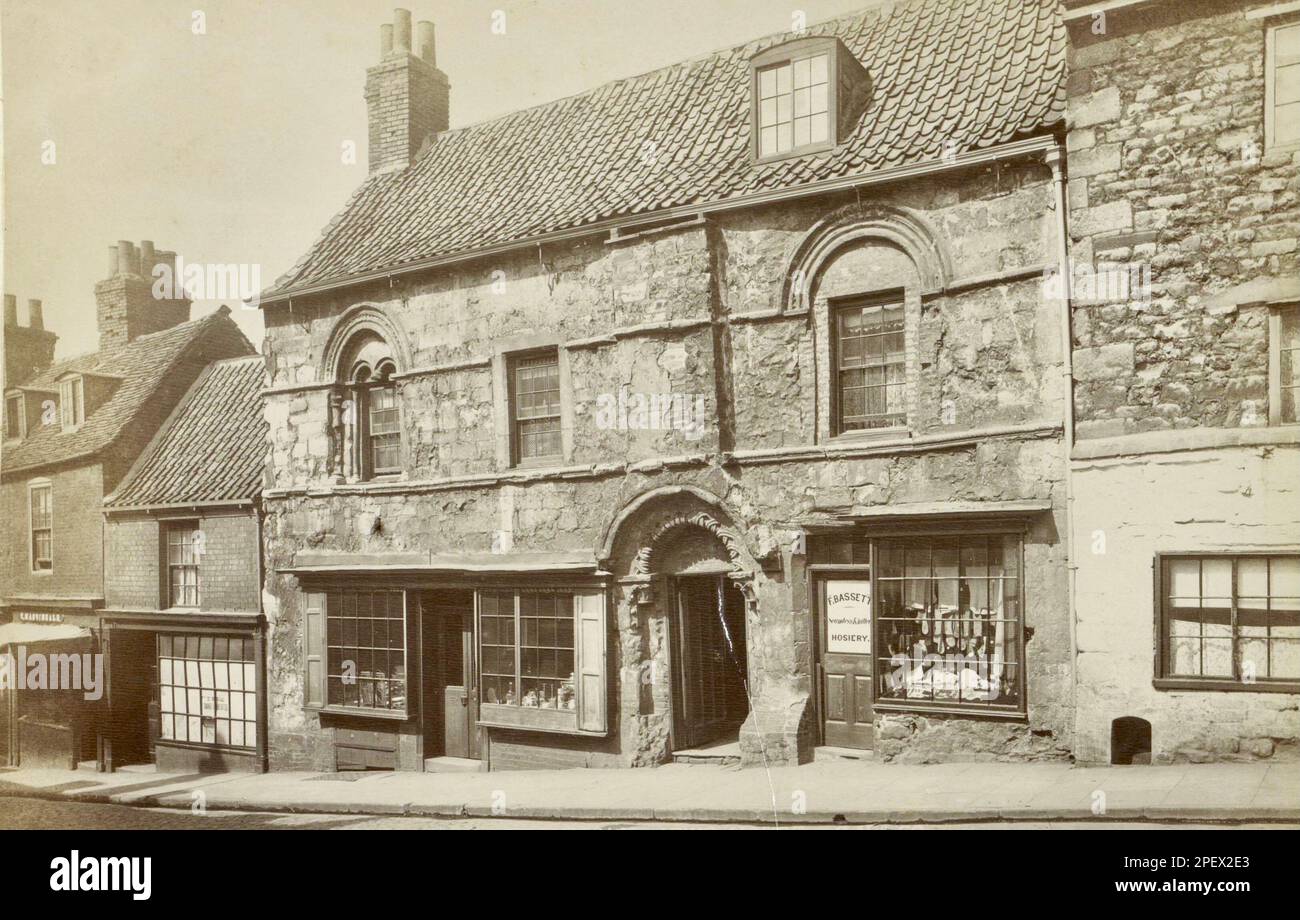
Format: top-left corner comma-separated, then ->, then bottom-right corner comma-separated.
825,580 -> 872,655
17,611 -> 64,624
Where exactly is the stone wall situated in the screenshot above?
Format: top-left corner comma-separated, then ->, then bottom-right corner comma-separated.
1066,0 -> 1299,438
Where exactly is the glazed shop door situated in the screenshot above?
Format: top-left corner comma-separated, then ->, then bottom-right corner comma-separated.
818,572 -> 874,750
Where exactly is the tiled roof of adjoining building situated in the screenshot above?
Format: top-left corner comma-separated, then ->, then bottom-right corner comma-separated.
1,308 -> 253,476
267,0 -> 1067,298
105,355 -> 268,508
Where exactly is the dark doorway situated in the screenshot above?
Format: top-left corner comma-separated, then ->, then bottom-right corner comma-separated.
420,590 -> 478,761
104,629 -> 156,770
1111,716 -> 1152,765
671,575 -> 749,750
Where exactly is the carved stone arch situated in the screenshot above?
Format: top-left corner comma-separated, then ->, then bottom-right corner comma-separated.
782,203 -> 953,312
597,484 -> 756,569
319,303 -> 413,382
632,511 -> 746,576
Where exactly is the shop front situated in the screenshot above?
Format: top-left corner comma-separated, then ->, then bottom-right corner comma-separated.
801,501 -> 1067,762
98,612 -> 266,773
0,609 -> 98,769
291,559 -> 611,772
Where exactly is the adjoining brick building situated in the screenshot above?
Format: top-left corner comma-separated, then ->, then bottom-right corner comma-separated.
258,1 -> 1077,772
0,241 -> 253,768
1062,0 -> 1300,764
100,355 -> 270,773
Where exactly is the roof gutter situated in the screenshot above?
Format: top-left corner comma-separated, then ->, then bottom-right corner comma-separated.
261,133 -> 1060,308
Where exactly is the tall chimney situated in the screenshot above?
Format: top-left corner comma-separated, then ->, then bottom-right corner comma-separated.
95,238 -> 191,350
3,294 -> 58,388
364,8 -> 450,175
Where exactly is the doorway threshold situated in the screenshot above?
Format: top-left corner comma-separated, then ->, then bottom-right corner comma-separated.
423,756 -> 482,774
671,738 -> 742,765
814,745 -> 874,763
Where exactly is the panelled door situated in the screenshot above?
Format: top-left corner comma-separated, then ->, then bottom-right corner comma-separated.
818,571 -> 874,750
421,591 -> 479,761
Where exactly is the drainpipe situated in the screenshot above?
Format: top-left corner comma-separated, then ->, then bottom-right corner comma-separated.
1046,142 -> 1079,738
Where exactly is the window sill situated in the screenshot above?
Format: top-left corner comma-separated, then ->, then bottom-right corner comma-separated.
872,701 -> 1028,721
30,569 -> 53,577
753,139 -> 837,166
511,456 -> 564,472
829,427 -> 910,445
318,705 -> 411,722
1153,678 -> 1300,694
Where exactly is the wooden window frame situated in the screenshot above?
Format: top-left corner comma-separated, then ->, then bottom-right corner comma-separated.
156,633 -> 259,751
831,292 -> 908,437
1266,17 -> 1300,154
165,521 -> 202,609
321,589 -> 410,719
749,37 -> 841,163
508,348 -> 563,468
4,393 -> 24,441
1269,302 -> 1299,426
28,480 -> 53,575
58,376 -> 84,431
1153,552 -> 1300,693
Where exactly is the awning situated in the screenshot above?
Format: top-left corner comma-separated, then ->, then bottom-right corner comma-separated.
799,498 -> 1054,530
0,622 -> 92,647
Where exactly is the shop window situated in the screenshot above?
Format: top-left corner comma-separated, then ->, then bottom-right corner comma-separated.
29,482 -> 52,573
478,588 -> 607,734
324,590 -> 408,715
875,534 -> 1024,712
508,349 -> 562,465
1271,303 -> 1299,425
157,634 -> 258,750
835,296 -> 906,434
1266,19 -> 1300,153
166,522 -> 202,608
1157,555 -> 1300,689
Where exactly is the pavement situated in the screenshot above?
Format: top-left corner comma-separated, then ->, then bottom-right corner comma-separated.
1,759 -> 1297,826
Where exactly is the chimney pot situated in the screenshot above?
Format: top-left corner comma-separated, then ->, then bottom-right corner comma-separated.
117,240 -> 138,276
140,240 -> 156,269
380,23 -> 394,57
108,246 -> 120,278
393,9 -> 412,54
417,21 -> 436,64
27,299 -> 44,331
3,294 -> 17,328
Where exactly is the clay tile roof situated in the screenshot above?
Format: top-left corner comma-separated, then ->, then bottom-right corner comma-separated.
105,355 -> 268,508
267,0 -> 1067,298
1,308 -> 254,477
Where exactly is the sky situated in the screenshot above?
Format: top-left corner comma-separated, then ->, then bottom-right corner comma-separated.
1,0 -> 877,361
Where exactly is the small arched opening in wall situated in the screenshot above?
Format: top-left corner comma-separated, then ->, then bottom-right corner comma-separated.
600,486 -> 761,760
1110,716 -> 1152,765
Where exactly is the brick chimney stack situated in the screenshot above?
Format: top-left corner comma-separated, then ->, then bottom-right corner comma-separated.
94,238 -> 191,351
365,8 -> 449,175
3,293 -> 59,388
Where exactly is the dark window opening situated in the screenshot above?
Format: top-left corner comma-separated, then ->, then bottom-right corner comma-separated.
1110,716 -> 1152,765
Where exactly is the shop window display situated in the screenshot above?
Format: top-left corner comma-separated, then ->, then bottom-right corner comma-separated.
158,634 -> 258,749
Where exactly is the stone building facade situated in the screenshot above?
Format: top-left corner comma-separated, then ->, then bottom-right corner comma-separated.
1063,0 -> 1300,763
259,1 -> 1077,772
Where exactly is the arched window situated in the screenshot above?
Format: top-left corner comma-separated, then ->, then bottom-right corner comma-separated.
341,333 -> 402,480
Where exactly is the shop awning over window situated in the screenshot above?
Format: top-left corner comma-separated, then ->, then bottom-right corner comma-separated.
0,622 -> 92,647
287,549 -> 601,575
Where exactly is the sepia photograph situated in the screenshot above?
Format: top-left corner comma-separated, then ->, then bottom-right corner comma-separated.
0,0 -> 1295,897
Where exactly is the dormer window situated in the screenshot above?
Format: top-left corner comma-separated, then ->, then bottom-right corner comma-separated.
4,393 -> 23,440
749,36 -> 872,164
59,376 -> 84,430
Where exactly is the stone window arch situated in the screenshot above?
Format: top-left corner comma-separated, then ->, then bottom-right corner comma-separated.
783,204 -> 952,443
324,307 -> 409,481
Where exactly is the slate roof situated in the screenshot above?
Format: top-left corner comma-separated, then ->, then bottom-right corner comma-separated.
105,355 -> 268,508
268,0 -> 1067,298
1,308 -> 253,476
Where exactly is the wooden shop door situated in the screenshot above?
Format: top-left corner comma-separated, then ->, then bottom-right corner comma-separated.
818,571 -> 874,750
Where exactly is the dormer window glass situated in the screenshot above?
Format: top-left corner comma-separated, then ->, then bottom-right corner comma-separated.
758,53 -> 829,157
59,377 -> 84,430
4,394 -> 23,440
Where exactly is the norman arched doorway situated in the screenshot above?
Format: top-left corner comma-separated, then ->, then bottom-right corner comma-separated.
672,574 -> 750,751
